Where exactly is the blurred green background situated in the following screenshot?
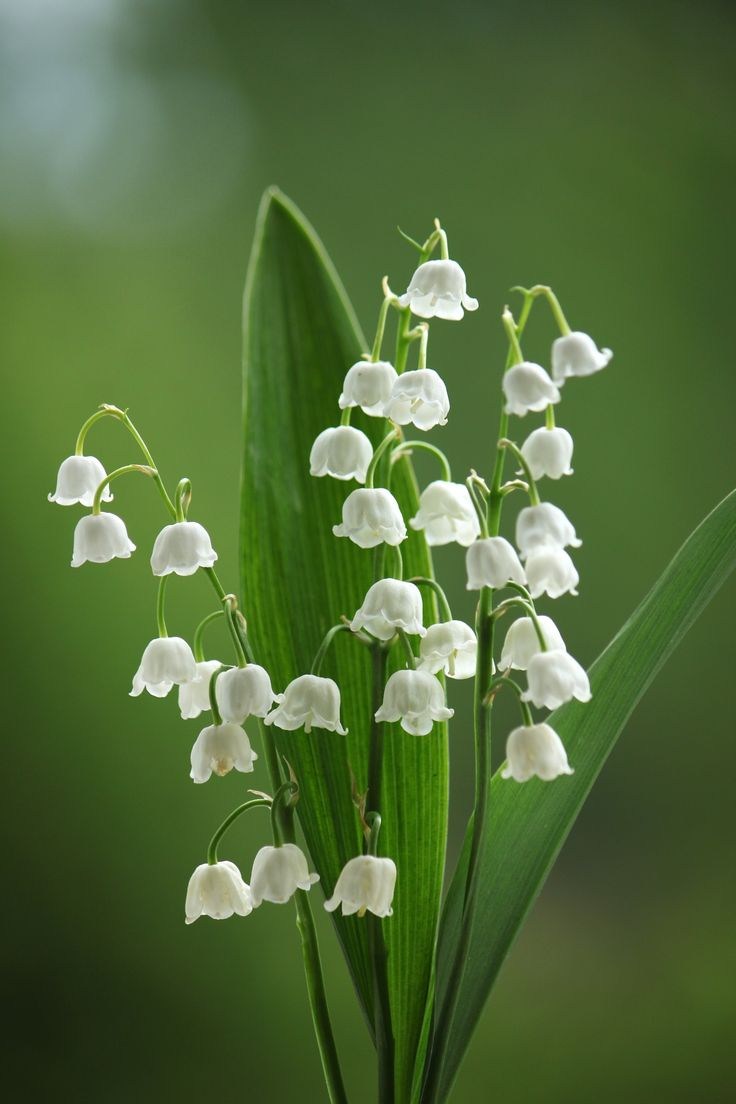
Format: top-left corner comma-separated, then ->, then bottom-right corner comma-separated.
3,0 -> 735,1100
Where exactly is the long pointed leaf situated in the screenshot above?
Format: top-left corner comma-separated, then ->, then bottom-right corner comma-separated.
425,489 -> 736,1101
240,189 -> 448,1100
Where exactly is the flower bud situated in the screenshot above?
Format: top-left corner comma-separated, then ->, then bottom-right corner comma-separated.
264,674 -> 347,734
466,537 -> 526,590
185,860 -> 252,924
375,669 -> 453,736
521,651 -> 591,710
178,659 -> 223,719
551,332 -> 612,382
520,426 -> 574,480
502,362 -> 560,417
499,615 -> 566,671
333,488 -> 407,548
130,636 -> 197,698
150,520 -> 218,577
501,723 -> 573,782
384,369 -> 449,431
398,259 -> 478,321
309,426 -> 373,483
71,512 -> 136,567
216,665 -> 276,724
49,455 -> 112,507
190,722 -> 258,783
409,481 -> 480,547
515,503 -> 581,559
324,855 -> 397,918
250,843 -> 319,906
525,547 -> 579,599
339,360 -> 398,417
350,579 -> 425,641
419,620 -> 477,679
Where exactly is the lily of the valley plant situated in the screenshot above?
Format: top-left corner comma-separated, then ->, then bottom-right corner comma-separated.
50,192 -> 736,1104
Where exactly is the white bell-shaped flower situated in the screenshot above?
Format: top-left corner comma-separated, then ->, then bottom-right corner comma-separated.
516,503 -> 581,559
178,659 -> 223,719
520,426 -> 574,480
375,669 -> 453,736
501,723 -> 574,783
216,664 -> 276,725
409,481 -> 480,547
49,455 -> 112,507
466,537 -> 527,590
71,512 -> 136,567
384,369 -> 450,431
324,855 -> 397,918
250,843 -> 319,906
502,362 -> 561,417
264,674 -> 347,734
419,620 -> 478,679
333,488 -> 407,548
552,332 -> 612,382
350,579 -> 426,641
185,860 -> 252,924
130,636 -> 197,698
190,722 -> 258,783
500,615 -> 566,671
522,650 -> 591,710
398,259 -> 478,321
150,521 -> 218,577
339,360 -> 398,417
309,426 -> 373,483
525,547 -> 579,599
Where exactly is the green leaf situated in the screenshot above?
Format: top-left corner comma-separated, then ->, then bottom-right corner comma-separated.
424,488 -> 736,1102
241,188 -> 448,1100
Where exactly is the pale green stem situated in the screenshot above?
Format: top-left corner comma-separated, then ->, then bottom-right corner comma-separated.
409,576 -> 453,622
193,609 -> 224,662
397,629 -> 416,669
366,429 -> 400,488
156,576 -> 168,638
417,323 -> 429,370
485,674 -> 534,726
498,438 -> 540,505
206,797 -> 271,865
207,664 -> 227,726
545,404 -> 556,429
175,478 -> 192,522
91,463 -> 155,514
340,406 -> 352,426
311,624 -> 353,675
372,295 -> 393,362
391,440 -> 452,483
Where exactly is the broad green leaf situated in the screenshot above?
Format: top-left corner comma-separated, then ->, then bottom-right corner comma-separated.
240,188 -> 448,1100
423,489 -> 736,1102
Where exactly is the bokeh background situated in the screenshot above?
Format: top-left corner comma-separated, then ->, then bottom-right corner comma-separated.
3,1 -> 735,1101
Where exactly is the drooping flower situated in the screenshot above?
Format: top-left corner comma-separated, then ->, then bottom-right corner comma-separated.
71,512 -> 136,567
384,369 -> 450,431
216,665 -> 276,725
522,651 -> 591,710
419,620 -> 478,679
502,362 -> 561,417
501,723 -> 574,783
49,455 -> 112,507
190,722 -> 258,783
409,481 -> 480,547
185,861 -> 252,924
264,674 -> 347,734
309,426 -> 373,483
350,579 -> 425,641
339,360 -> 398,417
179,659 -> 223,719
324,855 -> 397,918
333,488 -> 407,548
515,503 -> 581,559
499,615 -> 566,671
250,843 -> 319,906
375,669 -> 453,736
525,547 -> 579,599
520,426 -> 574,480
150,520 -> 218,577
130,636 -> 197,698
551,332 -> 612,382
466,537 -> 526,590
398,259 -> 478,321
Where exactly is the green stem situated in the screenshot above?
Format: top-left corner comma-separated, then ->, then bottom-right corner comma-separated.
409,577 -> 453,622
492,595 -> 548,652
466,477 -> 490,538
311,624 -> 352,675
366,429 -> 400,488
397,629 -> 416,669
207,665 -> 226,726
193,610 -> 224,662
395,308 -> 413,374
545,404 -> 556,429
156,576 -> 168,638
175,478 -> 192,522
372,295 -> 393,362
75,407 -> 117,455
485,674 -> 534,725
391,440 -> 452,483
206,798 -> 271,865
99,405 -> 177,518
498,438 -> 540,505
91,463 -> 155,515
340,406 -> 352,426
417,323 -> 429,370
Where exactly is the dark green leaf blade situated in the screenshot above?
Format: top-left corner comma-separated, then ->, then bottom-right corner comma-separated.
425,489 -> 736,1101
240,189 -> 448,1099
